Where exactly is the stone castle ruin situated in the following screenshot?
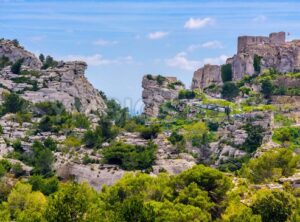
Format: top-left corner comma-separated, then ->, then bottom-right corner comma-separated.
237,32 -> 286,53
191,31 -> 300,90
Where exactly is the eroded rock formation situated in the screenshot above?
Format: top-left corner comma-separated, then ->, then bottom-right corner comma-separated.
142,75 -> 184,117
191,64 -> 222,90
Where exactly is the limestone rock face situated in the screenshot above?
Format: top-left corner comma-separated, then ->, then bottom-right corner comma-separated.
142,75 -> 184,117
0,39 -> 42,69
191,64 -> 222,90
22,61 -> 107,115
0,40 -> 106,115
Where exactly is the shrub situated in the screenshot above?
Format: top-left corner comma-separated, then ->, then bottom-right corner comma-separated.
168,132 -> 184,145
221,82 -> 239,101
11,163 -> 25,177
12,39 -> 20,47
261,79 -> 273,98
63,136 -> 82,148
2,93 -> 28,114
221,64 -> 232,82
178,90 -> 196,100
140,124 -> 161,140
28,175 -> 59,195
156,75 -> 166,85
0,56 -> 12,69
251,189 -> 296,222
12,139 -> 23,153
43,137 -> 57,151
272,126 -> 300,149
41,56 -> 58,69
102,142 -> 157,170
10,58 -> 24,74
34,101 -> 66,116
253,54 -> 262,73
39,54 -> 45,63
241,124 -> 265,153
240,148 -> 299,184
73,113 -> 90,129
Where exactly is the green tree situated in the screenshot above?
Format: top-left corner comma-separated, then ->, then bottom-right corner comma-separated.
221,64 -> 233,82
2,93 -> 27,114
39,54 -> 45,63
251,189 -> 296,222
261,79 -> 273,99
221,82 -> 239,101
10,58 -> 24,74
45,182 -> 97,222
253,54 -> 262,73
240,148 -> 299,184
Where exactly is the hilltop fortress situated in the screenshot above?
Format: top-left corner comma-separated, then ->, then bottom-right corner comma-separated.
191,31 -> 300,90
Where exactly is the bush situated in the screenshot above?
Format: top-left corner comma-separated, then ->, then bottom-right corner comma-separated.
253,54 -> 262,73
63,136 -> 82,148
168,132 -> 184,145
221,82 -> 239,101
178,90 -> 196,100
34,101 -> 66,116
156,75 -> 166,85
140,125 -> 161,140
11,163 -> 25,177
10,58 -> 24,74
240,148 -> 299,184
102,142 -> 157,170
251,189 -> 296,222
272,126 -> 300,148
12,139 -> 23,153
28,175 -> 59,195
261,79 -> 273,98
241,124 -> 265,153
41,56 -> 58,69
221,64 -> 232,82
2,93 -> 28,114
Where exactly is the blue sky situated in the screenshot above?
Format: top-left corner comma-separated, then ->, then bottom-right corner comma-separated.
1,0 -> 300,113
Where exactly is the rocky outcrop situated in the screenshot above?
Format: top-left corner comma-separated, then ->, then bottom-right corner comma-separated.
192,32 -> 300,89
0,39 -> 42,69
22,61 -> 107,115
191,64 -> 222,90
142,75 -> 184,117
229,32 -> 300,80
0,40 -> 106,115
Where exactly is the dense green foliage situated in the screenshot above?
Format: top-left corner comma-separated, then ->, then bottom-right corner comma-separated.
178,89 -> 196,99
253,54 -> 262,73
272,126 -> 300,149
221,82 -> 239,101
241,124 -> 265,153
1,93 -> 28,115
240,148 -> 299,184
221,64 -> 232,82
102,142 -> 157,170
10,58 -> 23,74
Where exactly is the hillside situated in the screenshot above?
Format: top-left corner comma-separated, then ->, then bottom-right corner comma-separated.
0,33 -> 299,222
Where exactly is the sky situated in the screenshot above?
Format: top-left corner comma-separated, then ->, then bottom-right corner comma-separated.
1,0 -> 300,113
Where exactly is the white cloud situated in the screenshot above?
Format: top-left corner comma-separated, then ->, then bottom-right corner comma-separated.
184,17 -> 214,29
93,39 -> 118,46
166,52 -> 200,71
203,55 -> 228,65
61,54 -> 133,66
166,53 -> 228,71
253,15 -> 267,22
188,41 -> 223,52
148,31 -> 169,40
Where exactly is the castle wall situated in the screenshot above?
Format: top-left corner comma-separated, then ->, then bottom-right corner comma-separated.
237,32 -> 286,53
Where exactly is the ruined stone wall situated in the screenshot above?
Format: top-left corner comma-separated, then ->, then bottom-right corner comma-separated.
237,32 -> 285,53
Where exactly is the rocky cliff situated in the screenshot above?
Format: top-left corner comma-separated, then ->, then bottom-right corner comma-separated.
142,75 -> 184,117
0,39 -> 106,115
192,32 -> 300,90
191,64 -> 222,90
